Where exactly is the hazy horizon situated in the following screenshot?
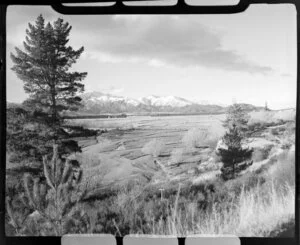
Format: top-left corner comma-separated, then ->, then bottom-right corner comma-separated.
6,4 -> 297,110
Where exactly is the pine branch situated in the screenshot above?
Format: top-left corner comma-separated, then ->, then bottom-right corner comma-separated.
43,156 -> 55,190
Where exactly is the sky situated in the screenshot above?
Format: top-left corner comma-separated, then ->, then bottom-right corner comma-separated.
6,4 -> 297,109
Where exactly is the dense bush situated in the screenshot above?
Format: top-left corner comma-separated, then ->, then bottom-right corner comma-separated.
217,125 -> 253,180
63,125 -> 99,138
6,104 -> 87,165
223,103 -> 250,136
7,105 -> 54,163
6,145 -> 88,235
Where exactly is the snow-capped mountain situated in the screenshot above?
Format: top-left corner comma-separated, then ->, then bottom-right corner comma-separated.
81,91 -> 140,106
78,91 -> 262,115
139,95 -> 193,107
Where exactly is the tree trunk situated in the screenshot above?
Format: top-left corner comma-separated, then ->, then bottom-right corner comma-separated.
50,85 -> 57,124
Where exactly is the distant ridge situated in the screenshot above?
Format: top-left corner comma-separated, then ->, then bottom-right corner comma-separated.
76,91 -> 264,115
6,93 -> 266,116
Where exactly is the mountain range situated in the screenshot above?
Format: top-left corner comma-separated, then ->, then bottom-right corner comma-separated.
76,91 -> 263,115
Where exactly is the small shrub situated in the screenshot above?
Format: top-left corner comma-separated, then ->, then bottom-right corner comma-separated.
6,145 -> 89,236
248,110 -> 275,126
142,139 -> 165,157
170,148 -> 185,165
182,127 -> 221,149
252,146 -> 272,162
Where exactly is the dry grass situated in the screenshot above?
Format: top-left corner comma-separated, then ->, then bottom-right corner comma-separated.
182,127 -> 220,149
248,109 -> 295,126
129,146 -> 295,236
267,146 -> 295,188
69,114 -> 294,236
170,148 -> 185,165
75,152 -> 111,192
142,139 -> 166,157
144,180 -> 294,236
251,147 -> 270,162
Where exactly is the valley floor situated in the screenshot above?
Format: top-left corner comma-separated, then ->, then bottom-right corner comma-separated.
67,112 -> 295,237
6,111 -> 296,236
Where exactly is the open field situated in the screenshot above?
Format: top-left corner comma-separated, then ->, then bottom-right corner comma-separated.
6,109 -> 295,236
68,115 -> 226,187
68,109 -> 295,190
64,110 -> 296,236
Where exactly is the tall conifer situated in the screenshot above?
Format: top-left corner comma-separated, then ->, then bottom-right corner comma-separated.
11,15 -> 87,127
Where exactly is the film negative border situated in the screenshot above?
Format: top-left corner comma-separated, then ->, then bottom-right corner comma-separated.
0,1 -> 299,245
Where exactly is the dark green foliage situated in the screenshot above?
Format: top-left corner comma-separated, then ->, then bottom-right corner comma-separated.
223,103 -> 250,136
63,125 -> 100,138
218,103 -> 253,180
6,145 -> 88,235
217,125 -> 253,180
7,104 -> 82,164
7,104 -> 54,163
7,15 -> 92,236
10,15 -> 87,125
91,201 -> 126,235
271,126 -> 286,136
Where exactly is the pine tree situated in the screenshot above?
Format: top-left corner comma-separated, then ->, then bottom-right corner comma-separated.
223,103 -> 250,136
217,124 -> 253,180
10,15 -> 87,127
6,145 -> 90,235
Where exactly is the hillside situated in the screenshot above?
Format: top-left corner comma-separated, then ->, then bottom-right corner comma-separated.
73,91 -> 264,115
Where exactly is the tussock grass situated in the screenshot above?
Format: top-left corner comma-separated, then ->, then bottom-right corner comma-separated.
182,127 -> 221,149
110,147 -> 295,237
142,179 -> 294,236
142,139 -> 166,157
248,109 -> 295,126
75,140 -> 295,237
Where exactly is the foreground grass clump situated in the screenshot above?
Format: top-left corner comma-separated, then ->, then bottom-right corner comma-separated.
143,146 -> 295,236
76,145 -> 294,237
144,180 -> 294,236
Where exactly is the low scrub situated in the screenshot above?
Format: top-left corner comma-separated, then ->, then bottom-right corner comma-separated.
170,148 -> 185,165
7,147 -> 295,236
82,144 -> 295,236
248,109 -> 295,127
182,127 -> 221,150
252,146 -> 272,162
142,139 -> 165,157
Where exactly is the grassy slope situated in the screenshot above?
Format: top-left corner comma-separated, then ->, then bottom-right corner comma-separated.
72,110 -> 295,236
6,110 -> 295,236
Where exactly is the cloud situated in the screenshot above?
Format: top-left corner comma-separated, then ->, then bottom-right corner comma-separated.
94,85 -> 124,95
107,86 -> 124,94
148,59 -> 166,67
7,9 -> 272,74
281,73 -> 292,77
83,15 -> 272,74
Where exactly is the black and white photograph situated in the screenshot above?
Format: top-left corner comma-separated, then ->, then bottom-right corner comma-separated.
5,4 -> 296,237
